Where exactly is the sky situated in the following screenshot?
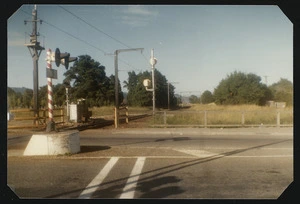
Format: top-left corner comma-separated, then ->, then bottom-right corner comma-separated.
7,4 -> 293,97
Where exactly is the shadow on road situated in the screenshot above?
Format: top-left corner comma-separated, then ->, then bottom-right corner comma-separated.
45,139 -> 291,198
137,176 -> 184,198
80,146 -> 111,153
155,137 -> 190,142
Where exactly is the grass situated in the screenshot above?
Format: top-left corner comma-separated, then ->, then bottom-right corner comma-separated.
89,106 -> 152,117
153,104 -> 293,127
8,104 -> 293,127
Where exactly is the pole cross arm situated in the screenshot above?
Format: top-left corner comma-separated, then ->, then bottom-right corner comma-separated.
114,47 -> 144,128
115,48 -> 144,55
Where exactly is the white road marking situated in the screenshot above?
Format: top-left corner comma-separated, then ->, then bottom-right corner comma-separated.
79,157 -> 119,199
226,155 -> 293,158
176,149 -> 218,157
120,157 -> 146,199
58,154 -> 292,160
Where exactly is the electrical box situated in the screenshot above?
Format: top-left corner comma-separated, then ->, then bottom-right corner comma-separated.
69,103 -> 91,123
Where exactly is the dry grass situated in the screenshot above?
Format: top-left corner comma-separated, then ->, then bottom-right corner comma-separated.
8,104 -> 293,127
89,106 -> 152,117
155,104 -> 293,126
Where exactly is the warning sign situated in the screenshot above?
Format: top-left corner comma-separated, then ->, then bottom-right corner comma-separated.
46,68 -> 57,79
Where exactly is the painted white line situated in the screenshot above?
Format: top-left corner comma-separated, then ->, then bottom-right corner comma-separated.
120,157 -> 146,199
226,155 -> 293,158
79,157 -> 119,199
58,154 -> 292,160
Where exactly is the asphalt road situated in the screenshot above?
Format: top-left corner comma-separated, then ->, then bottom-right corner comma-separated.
7,127 -> 293,199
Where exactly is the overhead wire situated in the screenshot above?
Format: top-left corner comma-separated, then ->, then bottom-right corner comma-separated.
21,7 -> 150,72
58,5 -> 152,66
42,20 -> 108,54
58,5 -> 132,49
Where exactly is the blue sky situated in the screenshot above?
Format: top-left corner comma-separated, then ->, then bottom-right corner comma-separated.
7,5 -> 293,96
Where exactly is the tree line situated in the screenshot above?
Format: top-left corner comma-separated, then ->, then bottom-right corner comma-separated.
7,56 -> 293,109
7,55 -> 177,109
189,71 -> 293,106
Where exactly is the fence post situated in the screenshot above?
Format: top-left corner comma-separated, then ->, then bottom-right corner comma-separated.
204,111 -> 207,128
241,111 -> 245,126
126,106 -> 129,124
61,108 -> 64,123
277,110 -> 280,128
114,107 -> 118,128
164,111 -> 167,126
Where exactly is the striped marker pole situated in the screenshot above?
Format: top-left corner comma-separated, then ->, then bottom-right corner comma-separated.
46,49 -> 53,122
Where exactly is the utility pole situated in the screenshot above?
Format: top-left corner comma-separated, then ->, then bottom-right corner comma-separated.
114,48 -> 144,128
151,49 -> 156,115
149,49 -> 158,115
24,5 -> 44,125
167,82 -> 179,110
143,49 -> 158,115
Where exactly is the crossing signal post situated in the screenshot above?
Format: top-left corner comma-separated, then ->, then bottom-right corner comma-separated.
46,48 -> 77,132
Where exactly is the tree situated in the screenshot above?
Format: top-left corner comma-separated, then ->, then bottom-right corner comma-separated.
38,84 -> 67,108
7,87 -> 16,109
189,95 -> 200,104
23,88 -> 33,108
63,55 -> 121,107
269,78 -> 293,106
201,90 -> 215,104
125,71 -> 152,106
213,71 -> 272,105
125,70 -> 177,108
53,83 -> 67,107
39,85 -> 48,109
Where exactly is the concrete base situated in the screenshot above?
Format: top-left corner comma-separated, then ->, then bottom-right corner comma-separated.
23,130 -> 80,156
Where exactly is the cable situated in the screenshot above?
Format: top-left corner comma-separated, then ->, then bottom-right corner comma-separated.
58,6 -> 151,66
21,8 -> 144,70
43,20 -> 108,55
59,5 -> 132,49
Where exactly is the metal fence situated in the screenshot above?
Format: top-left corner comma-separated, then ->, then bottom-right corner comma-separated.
151,110 -> 293,128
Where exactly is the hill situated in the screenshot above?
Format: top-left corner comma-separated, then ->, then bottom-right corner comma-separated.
9,87 -> 31,94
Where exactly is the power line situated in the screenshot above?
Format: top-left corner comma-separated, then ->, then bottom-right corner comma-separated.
20,8 -> 144,71
43,20 -> 108,55
59,5 -> 132,49
59,6 -> 151,66
21,9 -> 106,54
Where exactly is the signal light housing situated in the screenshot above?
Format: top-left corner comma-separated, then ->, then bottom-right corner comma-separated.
55,48 -> 77,69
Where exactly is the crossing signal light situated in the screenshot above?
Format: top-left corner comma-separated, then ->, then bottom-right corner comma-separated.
55,48 -> 77,69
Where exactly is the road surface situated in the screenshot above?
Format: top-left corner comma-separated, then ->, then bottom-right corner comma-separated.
7,127 -> 293,199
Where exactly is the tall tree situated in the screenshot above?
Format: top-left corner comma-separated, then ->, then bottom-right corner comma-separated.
189,95 -> 200,104
200,90 -> 215,104
39,85 -> 48,109
269,78 -> 293,106
63,55 -> 121,107
23,88 -> 33,108
125,71 -> 152,106
213,71 -> 272,105
53,83 -> 67,107
7,87 -> 17,109
125,70 -> 177,108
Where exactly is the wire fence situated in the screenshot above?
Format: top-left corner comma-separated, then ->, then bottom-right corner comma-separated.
151,110 -> 293,128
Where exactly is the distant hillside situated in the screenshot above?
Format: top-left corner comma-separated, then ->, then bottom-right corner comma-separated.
9,87 -> 31,94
